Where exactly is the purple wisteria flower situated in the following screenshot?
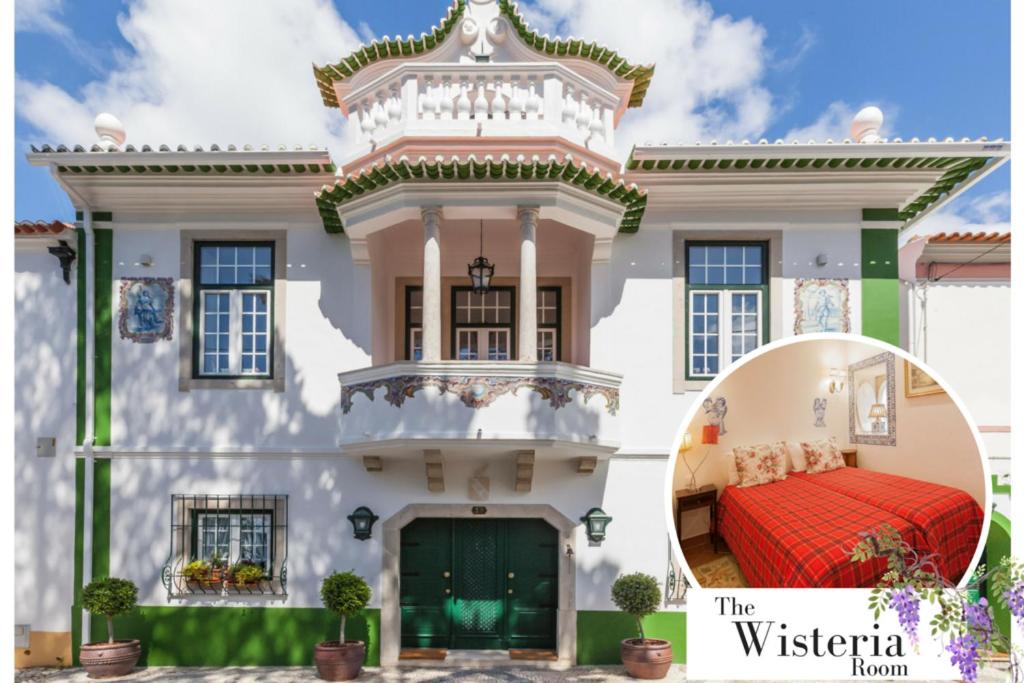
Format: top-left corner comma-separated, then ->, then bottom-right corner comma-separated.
1004,581 -> 1024,631
946,633 -> 980,683
964,597 -> 994,646
889,585 -> 919,646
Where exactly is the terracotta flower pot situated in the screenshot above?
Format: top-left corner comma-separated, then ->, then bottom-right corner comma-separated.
620,638 -> 673,680
314,640 -> 366,681
80,639 -> 141,679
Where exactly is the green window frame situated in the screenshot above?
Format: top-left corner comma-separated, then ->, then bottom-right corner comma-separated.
192,242 -> 275,379
684,241 -> 770,380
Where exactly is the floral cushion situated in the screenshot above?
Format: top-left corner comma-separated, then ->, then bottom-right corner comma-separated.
800,437 -> 846,474
732,442 -> 788,487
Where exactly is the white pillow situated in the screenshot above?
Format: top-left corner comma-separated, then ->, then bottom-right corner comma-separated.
787,441 -> 807,472
723,449 -> 740,486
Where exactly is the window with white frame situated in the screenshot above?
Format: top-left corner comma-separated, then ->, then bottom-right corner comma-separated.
451,287 -> 515,360
196,511 -> 273,571
195,244 -> 274,378
537,287 -> 561,361
686,242 -> 767,379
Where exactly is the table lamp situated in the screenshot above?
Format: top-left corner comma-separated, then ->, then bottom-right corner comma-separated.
679,424 -> 719,491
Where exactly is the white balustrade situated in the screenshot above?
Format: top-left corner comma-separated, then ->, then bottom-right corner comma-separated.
346,66 -> 616,150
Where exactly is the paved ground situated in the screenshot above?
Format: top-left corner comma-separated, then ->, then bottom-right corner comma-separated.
12,664 -> 1013,682
15,666 -> 685,682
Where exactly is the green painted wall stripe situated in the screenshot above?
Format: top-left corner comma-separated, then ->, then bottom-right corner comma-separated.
75,228 -> 86,447
94,228 -> 113,447
862,208 -> 901,222
97,607 -> 381,667
860,229 -> 900,346
576,611 -> 686,665
986,512 -> 1012,641
91,460 -> 111,581
861,228 -> 899,279
992,475 -> 1011,495
74,210 -> 113,222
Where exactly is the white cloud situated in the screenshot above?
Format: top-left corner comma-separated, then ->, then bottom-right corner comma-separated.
16,0 -> 362,156
15,0 -> 70,37
517,0 -> 775,154
902,190 -> 1011,244
783,100 -> 898,143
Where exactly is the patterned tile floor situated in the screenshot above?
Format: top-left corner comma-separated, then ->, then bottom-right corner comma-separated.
12,664 -> 1012,682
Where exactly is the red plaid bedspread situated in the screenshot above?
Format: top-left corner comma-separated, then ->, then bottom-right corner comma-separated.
792,468 -> 983,583
717,476 -> 925,588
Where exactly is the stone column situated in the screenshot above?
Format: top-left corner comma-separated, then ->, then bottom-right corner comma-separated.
421,206 -> 443,361
518,206 -> 540,362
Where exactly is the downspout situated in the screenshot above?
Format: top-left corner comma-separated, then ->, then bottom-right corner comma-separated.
80,206 -> 96,646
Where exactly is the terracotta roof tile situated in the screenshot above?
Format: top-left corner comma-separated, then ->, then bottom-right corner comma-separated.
15,220 -> 74,236
928,231 -> 1011,244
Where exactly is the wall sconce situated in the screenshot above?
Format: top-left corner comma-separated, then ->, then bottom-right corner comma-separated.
47,240 -> 76,284
347,506 -> 379,541
580,507 -> 612,543
828,369 -> 846,394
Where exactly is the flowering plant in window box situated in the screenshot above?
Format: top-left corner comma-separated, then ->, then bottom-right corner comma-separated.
207,551 -> 227,587
228,561 -> 266,589
182,560 -> 211,588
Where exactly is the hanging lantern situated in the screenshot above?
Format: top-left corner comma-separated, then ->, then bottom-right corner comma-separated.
467,219 -> 495,294
580,507 -> 612,543
347,506 -> 379,541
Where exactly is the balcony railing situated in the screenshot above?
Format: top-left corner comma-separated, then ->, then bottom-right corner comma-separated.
336,361 -> 622,452
341,63 -> 619,156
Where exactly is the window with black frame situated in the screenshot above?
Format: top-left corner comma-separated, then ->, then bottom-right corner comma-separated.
537,286 -> 561,361
451,286 -> 515,360
685,242 -> 769,379
193,243 -> 274,378
163,494 -> 288,597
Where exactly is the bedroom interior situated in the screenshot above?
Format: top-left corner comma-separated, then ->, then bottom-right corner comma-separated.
671,337 -> 986,589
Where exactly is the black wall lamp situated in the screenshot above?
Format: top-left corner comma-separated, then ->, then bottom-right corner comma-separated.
48,240 -> 77,285
580,507 -> 612,543
347,506 -> 379,541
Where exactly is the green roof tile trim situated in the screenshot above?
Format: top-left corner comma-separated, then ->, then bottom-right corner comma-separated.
314,0 -> 467,108
313,0 -> 654,109
626,154 -> 997,223
498,0 -> 654,108
315,156 -> 648,234
58,163 -> 335,176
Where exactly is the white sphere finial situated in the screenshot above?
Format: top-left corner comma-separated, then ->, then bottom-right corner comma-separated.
94,113 -> 126,151
850,106 -> 883,143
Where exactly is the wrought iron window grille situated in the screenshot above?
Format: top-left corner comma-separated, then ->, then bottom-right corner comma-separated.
162,494 -> 288,599
665,537 -> 689,605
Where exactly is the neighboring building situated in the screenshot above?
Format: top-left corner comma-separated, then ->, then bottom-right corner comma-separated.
15,0 -> 1010,669
900,230 -> 1012,621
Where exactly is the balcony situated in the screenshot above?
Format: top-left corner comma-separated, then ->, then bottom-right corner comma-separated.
335,63 -> 623,171
336,361 -> 621,454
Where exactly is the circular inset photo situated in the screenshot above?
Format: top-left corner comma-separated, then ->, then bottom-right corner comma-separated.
667,335 -> 989,590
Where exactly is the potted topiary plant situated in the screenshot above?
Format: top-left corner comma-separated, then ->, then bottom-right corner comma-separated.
79,577 -> 141,678
611,572 -> 673,679
314,571 -> 372,681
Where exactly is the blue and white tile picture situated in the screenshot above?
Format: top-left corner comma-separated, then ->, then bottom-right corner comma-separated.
119,277 -> 174,343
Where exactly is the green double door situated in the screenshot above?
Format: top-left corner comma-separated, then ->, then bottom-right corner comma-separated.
400,518 -> 558,650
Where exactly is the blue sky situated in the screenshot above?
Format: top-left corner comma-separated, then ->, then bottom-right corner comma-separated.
14,0 -> 1009,232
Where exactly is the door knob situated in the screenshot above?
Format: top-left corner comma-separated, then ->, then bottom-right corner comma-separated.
507,572 -> 515,579
445,588 -> 452,594
443,571 -> 451,578
507,588 -> 514,594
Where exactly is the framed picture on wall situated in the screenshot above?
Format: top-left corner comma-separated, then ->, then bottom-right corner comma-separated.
904,360 -> 944,398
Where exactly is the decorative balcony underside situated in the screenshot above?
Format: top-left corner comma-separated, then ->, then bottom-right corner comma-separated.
312,0 -> 654,109
337,361 -> 622,453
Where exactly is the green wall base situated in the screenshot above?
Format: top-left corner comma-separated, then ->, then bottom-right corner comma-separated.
94,606 -> 381,667
576,611 -> 686,665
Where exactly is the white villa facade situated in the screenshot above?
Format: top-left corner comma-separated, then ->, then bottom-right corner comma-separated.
14,0 -> 1010,669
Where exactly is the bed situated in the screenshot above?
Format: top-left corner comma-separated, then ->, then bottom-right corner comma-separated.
791,468 -> 983,583
716,475 -> 927,588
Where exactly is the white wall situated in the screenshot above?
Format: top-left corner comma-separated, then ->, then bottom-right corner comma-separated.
109,221 -> 371,451
108,452 -> 678,612
15,243 -> 78,633
856,360 -> 986,506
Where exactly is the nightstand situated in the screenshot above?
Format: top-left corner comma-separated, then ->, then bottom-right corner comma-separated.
841,448 -> 858,468
675,484 -> 719,552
